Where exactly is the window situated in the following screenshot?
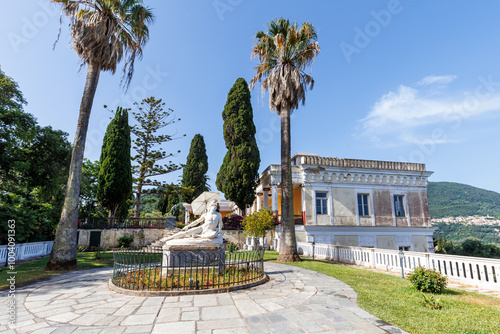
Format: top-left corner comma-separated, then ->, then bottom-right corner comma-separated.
316,192 -> 328,215
399,246 -> 410,251
357,194 -> 369,216
394,195 -> 405,217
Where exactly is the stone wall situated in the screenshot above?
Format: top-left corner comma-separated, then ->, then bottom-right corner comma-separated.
77,229 -> 170,249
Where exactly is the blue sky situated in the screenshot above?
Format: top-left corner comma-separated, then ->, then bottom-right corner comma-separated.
2,0 -> 500,194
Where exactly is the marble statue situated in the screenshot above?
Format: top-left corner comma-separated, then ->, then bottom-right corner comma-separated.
162,199 -> 223,246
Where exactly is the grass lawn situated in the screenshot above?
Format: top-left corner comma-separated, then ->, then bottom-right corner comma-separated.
265,251 -> 500,334
0,251 -> 114,290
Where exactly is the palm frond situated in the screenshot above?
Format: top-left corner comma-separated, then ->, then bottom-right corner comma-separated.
250,18 -> 320,113
52,0 -> 154,89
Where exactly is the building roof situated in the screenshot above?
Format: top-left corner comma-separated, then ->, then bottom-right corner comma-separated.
291,153 -> 427,172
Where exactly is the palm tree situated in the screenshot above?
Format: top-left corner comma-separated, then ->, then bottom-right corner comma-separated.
47,0 -> 154,270
250,18 -> 320,262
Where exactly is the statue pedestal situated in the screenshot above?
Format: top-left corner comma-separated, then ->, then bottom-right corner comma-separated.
161,244 -> 225,275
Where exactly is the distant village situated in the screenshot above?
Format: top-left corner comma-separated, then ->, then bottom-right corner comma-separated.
432,216 -> 500,226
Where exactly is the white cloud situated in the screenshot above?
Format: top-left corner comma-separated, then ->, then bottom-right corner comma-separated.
359,75 -> 500,147
417,75 -> 457,86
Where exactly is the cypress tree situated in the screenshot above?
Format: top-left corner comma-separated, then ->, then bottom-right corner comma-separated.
216,78 -> 260,215
182,134 -> 209,202
97,107 -> 132,219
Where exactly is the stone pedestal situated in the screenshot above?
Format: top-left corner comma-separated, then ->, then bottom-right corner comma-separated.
162,244 -> 225,275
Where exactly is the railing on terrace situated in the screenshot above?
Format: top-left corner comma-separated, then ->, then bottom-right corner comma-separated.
0,241 -> 53,267
111,248 -> 265,292
294,215 -> 304,225
297,242 -> 500,292
79,217 -> 175,229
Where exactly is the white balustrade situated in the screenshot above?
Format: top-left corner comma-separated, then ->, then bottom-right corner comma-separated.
0,241 -> 53,266
297,242 -> 500,292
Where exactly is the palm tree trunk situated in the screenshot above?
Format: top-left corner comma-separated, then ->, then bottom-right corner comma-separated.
47,62 -> 100,270
277,108 -> 300,262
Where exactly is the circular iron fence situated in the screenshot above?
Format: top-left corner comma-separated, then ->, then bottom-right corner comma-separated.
110,247 -> 266,295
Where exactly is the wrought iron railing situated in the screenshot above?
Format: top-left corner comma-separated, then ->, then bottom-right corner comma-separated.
294,215 -> 304,225
79,217 -> 175,229
111,248 -> 265,292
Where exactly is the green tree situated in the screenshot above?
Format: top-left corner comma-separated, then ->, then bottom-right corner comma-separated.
97,107 -> 132,219
216,78 -> 260,215
131,97 -> 184,218
78,159 -> 101,218
157,184 -> 193,222
182,134 -> 209,202
0,66 -> 34,185
48,0 -> 154,270
250,18 -> 320,262
0,67 -> 71,243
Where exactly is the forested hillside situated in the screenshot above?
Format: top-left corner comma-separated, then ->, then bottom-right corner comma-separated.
433,222 -> 500,244
427,182 -> 500,218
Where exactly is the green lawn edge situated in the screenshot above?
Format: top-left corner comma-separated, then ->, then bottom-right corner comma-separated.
0,252 -> 114,290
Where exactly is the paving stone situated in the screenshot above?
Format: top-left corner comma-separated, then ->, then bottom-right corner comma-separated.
247,324 -> 271,334
156,307 -> 181,323
217,293 -> 233,305
51,326 -> 79,334
196,318 -> 245,330
267,320 -> 300,332
113,305 -> 138,317
123,325 -> 153,333
151,321 -> 195,334
201,305 -> 240,320
266,314 -> 287,323
233,299 -> 267,316
179,295 -> 194,302
69,312 -> 108,326
259,301 -> 284,312
120,313 -> 156,326
181,310 -> 199,321
163,296 -> 179,303
99,327 -> 126,334
31,327 -> 58,334
213,328 -> 249,334
134,305 -> 161,314
243,315 -> 269,324
46,312 -> 81,323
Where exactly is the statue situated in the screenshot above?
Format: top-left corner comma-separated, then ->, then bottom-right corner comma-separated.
162,199 -> 223,246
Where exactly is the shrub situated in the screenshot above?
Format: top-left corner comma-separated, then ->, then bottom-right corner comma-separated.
242,208 -> 276,238
222,215 -> 244,230
408,267 -> 447,294
421,293 -> 444,310
117,236 -> 133,248
226,242 -> 238,252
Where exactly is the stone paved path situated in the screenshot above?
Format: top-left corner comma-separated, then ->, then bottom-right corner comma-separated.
1,263 -> 408,333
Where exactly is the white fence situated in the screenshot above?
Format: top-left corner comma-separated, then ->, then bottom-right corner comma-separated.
0,241 -> 53,267
297,242 -> 500,292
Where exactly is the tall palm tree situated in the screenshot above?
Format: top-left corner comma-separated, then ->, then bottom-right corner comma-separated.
250,18 -> 320,262
47,0 -> 154,270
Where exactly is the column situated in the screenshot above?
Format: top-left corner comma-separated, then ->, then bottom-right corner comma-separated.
271,185 -> 278,216
256,194 -> 262,211
263,189 -> 269,209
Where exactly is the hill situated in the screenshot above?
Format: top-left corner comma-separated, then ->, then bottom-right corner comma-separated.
427,182 -> 500,218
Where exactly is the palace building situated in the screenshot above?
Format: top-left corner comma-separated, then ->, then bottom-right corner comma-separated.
249,152 -> 436,252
